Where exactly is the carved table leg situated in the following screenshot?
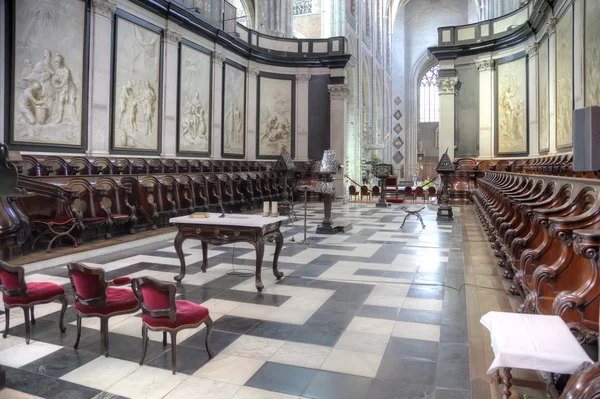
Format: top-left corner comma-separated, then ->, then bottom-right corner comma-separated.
201,241 -> 208,273
254,237 -> 265,292
174,230 -> 187,281
272,230 -> 284,280
502,367 -> 513,399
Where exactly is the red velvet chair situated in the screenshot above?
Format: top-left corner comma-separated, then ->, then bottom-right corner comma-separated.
404,186 -> 414,201
371,185 -> 381,199
67,262 -> 139,357
348,185 -> 359,202
360,185 -> 371,200
1,261 -> 68,344
132,277 -> 215,374
427,186 -> 436,200
415,186 -> 425,201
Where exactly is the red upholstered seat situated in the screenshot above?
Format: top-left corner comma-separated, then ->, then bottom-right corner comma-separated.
33,216 -> 73,224
142,300 -> 209,329
83,217 -> 106,223
3,282 -> 65,306
75,287 -> 139,316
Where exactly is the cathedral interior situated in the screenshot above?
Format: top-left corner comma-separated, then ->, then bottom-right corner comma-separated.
1,0 -> 600,398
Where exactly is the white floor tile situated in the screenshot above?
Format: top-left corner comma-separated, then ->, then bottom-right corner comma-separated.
0,340 -> 62,368
106,365 -> 188,399
269,341 -> 331,369
345,316 -> 396,336
222,335 -> 285,360
231,387 -> 298,399
334,331 -> 390,355
320,348 -> 383,378
392,321 -> 441,342
193,354 -> 265,385
402,298 -> 443,312
61,356 -> 140,390
163,376 -> 241,399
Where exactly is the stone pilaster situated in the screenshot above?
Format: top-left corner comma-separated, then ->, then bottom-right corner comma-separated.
548,18 -> 557,154
161,28 -> 181,158
527,42 -> 539,157
295,74 -> 312,161
436,76 -> 460,160
255,0 -> 292,38
476,58 -> 495,159
328,84 -> 350,198
211,52 -> 226,158
246,67 -> 260,160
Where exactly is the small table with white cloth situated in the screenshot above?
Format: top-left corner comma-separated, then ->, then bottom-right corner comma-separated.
170,214 -> 289,292
480,311 -> 593,398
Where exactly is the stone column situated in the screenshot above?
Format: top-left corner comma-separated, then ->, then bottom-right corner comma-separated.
88,0 -> 117,155
161,28 -> 181,158
328,84 -> 350,199
527,42 -> 539,157
574,0 -> 585,109
246,67 -> 259,161
211,51 -> 226,159
255,0 -> 292,38
437,76 -> 460,160
476,58 -> 494,159
547,18 -> 557,155
0,3 -> 5,144
295,74 -> 311,161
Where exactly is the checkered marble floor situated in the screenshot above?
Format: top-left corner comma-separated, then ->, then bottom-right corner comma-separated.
0,203 -> 469,399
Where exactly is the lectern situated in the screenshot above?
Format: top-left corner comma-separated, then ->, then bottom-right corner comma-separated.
272,149 -> 297,208
435,149 -> 454,220
314,151 -> 352,234
373,164 -> 393,208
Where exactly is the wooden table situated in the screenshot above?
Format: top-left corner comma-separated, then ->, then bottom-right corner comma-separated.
169,214 -> 288,291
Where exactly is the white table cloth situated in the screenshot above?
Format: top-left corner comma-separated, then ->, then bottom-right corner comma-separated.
480,311 -> 593,375
169,214 -> 288,227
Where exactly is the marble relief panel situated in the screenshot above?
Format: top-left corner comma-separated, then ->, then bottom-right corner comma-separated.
12,0 -> 86,147
585,0 -> 600,106
112,16 -> 162,152
222,62 -> 246,157
496,56 -> 528,155
258,76 -> 294,158
178,42 -> 211,154
538,36 -> 550,152
556,6 -> 573,149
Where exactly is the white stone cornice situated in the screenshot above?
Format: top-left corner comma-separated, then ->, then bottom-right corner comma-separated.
213,51 -> 226,66
92,0 -> 116,18
164,29 -> 182,46
327,84 -> 350,100
296,74 -> 312,83
526,42 -> 538,58
476,59 -> 495,72
436,76 -> 460,94
547,18 -> 556,35
247,67 -> 260,78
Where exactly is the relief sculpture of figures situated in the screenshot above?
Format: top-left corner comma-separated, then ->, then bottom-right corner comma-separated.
113,19 -> 161,150
497,57 -> 527,154
586,0 -> 600,107
258,77 -> 293,157
179,44 -> 210,153
222,63 -> 245,155
13,0 -> 85,146
539,37 -> 549,151
225,104 -> 244,152
556,7 -> 573,148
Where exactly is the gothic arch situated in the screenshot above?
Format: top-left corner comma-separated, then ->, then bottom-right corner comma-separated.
228,0 -> 255,28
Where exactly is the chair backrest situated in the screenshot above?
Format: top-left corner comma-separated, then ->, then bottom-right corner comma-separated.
372,186 -> 380,194
361,185 -> 370,194
67,262 -> 108,306
404,186 -> 413,195
0,261 -> 27,298
415,186 -> 424,195
349,185 -> 357,194
132,277 -> 176,321
428,186 -> 436,196
385,176 -> 397,186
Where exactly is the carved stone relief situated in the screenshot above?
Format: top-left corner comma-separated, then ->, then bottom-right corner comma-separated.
13,0 -> 86,147
258,77 -> 293,157
539,36 -> 550,152
497,57 -> 527,154
556,7 -> 573,149
223,64 -> 246,156
178,44 -> 211,154
585,0 -> 600,107
112,18 -> 161,151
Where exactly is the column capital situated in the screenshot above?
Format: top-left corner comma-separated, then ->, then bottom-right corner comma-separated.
296,74 -> 312,83
547,18 -> 556,35
92,0 -> 116,18
247,67 -> 260,78
476,59 -> 495,71
328,84 -> 350,100
436,76 -> 460,94
213,51 -> 226,66
164,29 -> 182,46
526,42 -> 538,58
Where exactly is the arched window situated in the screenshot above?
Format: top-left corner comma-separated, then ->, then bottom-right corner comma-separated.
419,65 -> 440,123
227,0 -> 249,27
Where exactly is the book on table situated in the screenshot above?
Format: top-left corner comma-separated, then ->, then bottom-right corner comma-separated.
189,212 -> 210,219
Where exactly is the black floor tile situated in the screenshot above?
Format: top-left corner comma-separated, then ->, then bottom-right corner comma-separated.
245,292 -> 291,307
354,268 -> 385,277
182,329 -> 240,353
289,325 -> 344,347
376,356 -> 437,386
413,273 -> 446,284
438,342 -> 469,364
441,310 -> 468,327
245,321 -> 300,340
76,333 -> 167,364
328,283 -> 374,304
276,276 -> 313,287
435,388 -> 470,399
212,315 -> 261,334
357,305 -> 399,321
407,286 -> 444,300
440,324 -> 468,343
246,362 -> 316,396
397,309 -> 442,325
91,393 -> 130,399
177,286 -> 227,302
21,347 -> 99,378
145,345 -> 211,374
384,337 -> 438,362
202,275 -> 254,290
382,270 -> 416,280
290,264 -> 331,278
5,366 -> 101,399
302,370 -> 372,399
436,362 -> 470,391
308,280 -> 344,290
215,289 -> 258,303
368,379 -> 436,399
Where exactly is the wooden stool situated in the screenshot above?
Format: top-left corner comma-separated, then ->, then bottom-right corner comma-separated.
400,206 -> 425,229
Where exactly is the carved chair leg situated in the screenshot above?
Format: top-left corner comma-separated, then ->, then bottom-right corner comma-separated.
139,325 -> 149,365
3,308 -> 9,338
58,296 -> 67,333
170,331 -> 177,375
101,318 -> 109,357
502,367 -> 513,399
74,314 -> 82,349
23,307 -> 31,344
205,317 -> 215,358
30,307 -> 35,325
162,331 -> 167,346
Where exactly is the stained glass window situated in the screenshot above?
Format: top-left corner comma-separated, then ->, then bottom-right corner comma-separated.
419,65 -> 440,123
